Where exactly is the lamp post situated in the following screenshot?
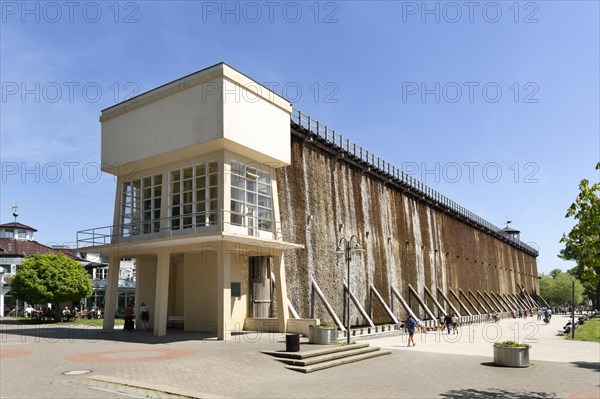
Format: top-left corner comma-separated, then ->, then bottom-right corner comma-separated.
336,235 -> 363,344
571,277 -> 575,340
562,274 -> 577,339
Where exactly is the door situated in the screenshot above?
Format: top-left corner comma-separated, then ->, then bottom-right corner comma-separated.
249,256 -> 271,317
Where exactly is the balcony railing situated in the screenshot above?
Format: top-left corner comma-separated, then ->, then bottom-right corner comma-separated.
77,108 -> 538,257
77,210 -> 284,248
291,108 -> 538,257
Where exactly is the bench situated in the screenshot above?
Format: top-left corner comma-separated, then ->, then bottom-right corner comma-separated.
167,316 -> 184,328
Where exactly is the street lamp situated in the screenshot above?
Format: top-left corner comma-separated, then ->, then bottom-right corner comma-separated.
336,235 -> 364,344
567,275 -> 576,339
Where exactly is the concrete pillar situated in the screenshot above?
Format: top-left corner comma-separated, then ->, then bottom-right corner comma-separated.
154,251 -> 171,336
137,256 -> 157,331
134,257 -> 140,329
217,246 -> 231,341
273,253 -> 289,333
102,256 -> 121,332
0,286 -> 5,317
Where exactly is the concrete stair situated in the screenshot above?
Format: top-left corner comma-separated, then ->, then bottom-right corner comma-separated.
262,343 -> 392,373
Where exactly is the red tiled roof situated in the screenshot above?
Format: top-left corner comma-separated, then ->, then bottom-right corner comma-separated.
0,238 -> 78,259
0,222 -> 37,232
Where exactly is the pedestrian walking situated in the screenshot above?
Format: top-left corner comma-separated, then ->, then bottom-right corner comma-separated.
404,315 -> 417,347
444,313 -> 453,334
124,303 -> 134,331
140,302 -> 150,331
451,312 -> 459,334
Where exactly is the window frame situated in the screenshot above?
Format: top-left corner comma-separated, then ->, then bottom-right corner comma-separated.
229,160 -> 274,235
169,161 -> 219,231
120,173 -> 162,237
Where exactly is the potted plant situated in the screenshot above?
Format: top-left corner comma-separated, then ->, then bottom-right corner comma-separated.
493,340 -> 531,367
308,322 -> 338,344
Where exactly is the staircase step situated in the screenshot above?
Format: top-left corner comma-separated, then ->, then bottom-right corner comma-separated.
262,343 -> 371,359
285,348 -> 392,373
277,346 -> 381,366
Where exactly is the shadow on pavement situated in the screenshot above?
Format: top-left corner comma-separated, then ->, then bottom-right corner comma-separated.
1,325 -> 206,344
479,362 -> 503,368
571,361 -> 600,372
439,388 -> 556,398
0,319 -> 285,345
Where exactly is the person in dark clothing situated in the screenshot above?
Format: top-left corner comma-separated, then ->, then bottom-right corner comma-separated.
444,314 -> 453,334
404,315 -> 417,347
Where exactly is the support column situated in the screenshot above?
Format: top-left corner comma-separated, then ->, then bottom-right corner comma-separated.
485,291 -> 505,312
408,284 -> 436,320
0,286 -> 5,317
424,286 -> 447,317
492,292 -> 510,312
477,290 -> 494,311
133,257 -> 140,330
217,246 -> 231,341
460,289 -> 481,315
273,253 -> 289,334
470,289 -> 489,313
503,293 -> 519,310
154,251 -> 171,336
436,285 -> 460,316
449,288 -> 470,317
102,256 -> 121,332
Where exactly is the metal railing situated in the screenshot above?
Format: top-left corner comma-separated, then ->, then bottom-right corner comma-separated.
77,210 -> 284,248
291,108 -> 538,256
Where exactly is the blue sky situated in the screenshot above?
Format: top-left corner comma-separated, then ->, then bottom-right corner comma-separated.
1,1 -> 598,275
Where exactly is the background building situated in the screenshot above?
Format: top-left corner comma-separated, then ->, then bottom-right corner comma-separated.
0,221 -> 79,316
0,219 -> 137,317
79,253 -> 136,314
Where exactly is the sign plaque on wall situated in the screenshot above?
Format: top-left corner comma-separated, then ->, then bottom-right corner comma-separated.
231,282 -> 241,297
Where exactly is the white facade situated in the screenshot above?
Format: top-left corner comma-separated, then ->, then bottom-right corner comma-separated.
81,63 -> 301,340
101,63 -> 291,174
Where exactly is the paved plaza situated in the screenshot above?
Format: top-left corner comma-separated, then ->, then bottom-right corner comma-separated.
1,314 -> 598,399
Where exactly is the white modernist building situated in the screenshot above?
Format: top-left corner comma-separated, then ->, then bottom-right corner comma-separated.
78,63 -> 303,339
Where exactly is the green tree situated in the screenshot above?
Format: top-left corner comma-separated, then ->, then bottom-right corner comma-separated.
549,268 -> 562,279
539,274 -> 553,300
539,269 -> 585,306
568,267 -> 597,309
11,253 -> 92,320
560,162 -> 600,308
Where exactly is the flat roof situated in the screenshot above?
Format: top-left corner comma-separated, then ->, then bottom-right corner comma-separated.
100,62 -> 292,122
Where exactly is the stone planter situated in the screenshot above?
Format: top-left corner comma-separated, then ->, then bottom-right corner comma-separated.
308,325 -> 338,344
493,345 -> 530,367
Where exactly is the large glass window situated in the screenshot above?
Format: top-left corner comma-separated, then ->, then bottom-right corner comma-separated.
230,161 -> 273,234
169,162 -> 218,230
121,174 -> 162,236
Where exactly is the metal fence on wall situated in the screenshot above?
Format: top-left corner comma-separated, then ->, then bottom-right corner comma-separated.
291,108 -> 538,256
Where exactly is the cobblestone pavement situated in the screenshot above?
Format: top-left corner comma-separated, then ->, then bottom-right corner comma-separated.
1,315 -> 598,399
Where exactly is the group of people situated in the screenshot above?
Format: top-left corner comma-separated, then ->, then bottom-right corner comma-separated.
486,308 -> 548,322
508,308 -> 535,319
402,305 -> 556,346
122,302 -> 151,331
22,305 -> 54,321
402,311 -> 460,347
441,313 -> 460,334
17,301 -> 150,329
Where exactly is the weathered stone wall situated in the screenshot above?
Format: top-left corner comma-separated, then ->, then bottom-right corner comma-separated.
277,130 -> 538,325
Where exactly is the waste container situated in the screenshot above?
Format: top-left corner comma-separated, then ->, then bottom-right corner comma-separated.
285,333 -> 300,352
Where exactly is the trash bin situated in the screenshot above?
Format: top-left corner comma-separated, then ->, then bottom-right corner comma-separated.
286,333 -> 300,352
